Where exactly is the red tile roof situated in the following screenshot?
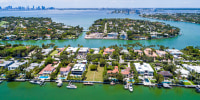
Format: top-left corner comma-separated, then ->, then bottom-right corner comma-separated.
60,66 -> 71,72
39,64 -> 55,75
107,66 -> 119,74
121,67 -> 131,75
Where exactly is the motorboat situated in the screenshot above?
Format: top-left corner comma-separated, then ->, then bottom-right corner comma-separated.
66,82 -> 77,89
129,84 -> 133,92
29,80 -> 41,85
83,82 -> 94,85
110,81 -> 115,85
57,80 -> 63,87
0,80 -> 3,84
163,83 -> 172,89
196,85 -> 200,93
124,84 -> 128,89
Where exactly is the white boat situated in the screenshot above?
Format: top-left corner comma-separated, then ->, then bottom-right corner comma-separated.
163,83 -> 172,89
196,85 -> 200,93
129,84 -> 133,92
124,84 -> 128,89
0,81 -> 3,84
66,82 -> 77,89
29,80 -> 41,85
57,80 -> 63,87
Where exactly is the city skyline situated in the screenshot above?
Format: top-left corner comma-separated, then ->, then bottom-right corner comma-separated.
0,0 -> 200,8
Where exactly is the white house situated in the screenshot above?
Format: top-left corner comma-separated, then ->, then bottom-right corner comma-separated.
175,65 -> 190,78
66,47 -> 79,54
90,48 -> 99,54
8,60 -> 28,70
42,49 -> 53,55
0,60 -> 14,68
78,47 -> 89,55
166,49 -> 183,56
71,64 -> 86,75
134,63 -> 154,76
77,60 -> 87,64
26,61 -> 44,72
182,64 -> 200,74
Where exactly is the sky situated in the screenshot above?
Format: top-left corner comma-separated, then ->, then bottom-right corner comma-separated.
0,0 -> 199,8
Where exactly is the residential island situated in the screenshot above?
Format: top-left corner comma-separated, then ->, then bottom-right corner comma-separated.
140,13 -> 200,24
0,17 -> 83,40
0,43 -> 200,92
85,18 -> 180,40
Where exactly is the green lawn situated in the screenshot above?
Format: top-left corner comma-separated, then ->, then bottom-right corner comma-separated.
183,82 -> 191,85
0,21 -> 8,26
50,50 -> 58,56
85,65 -> 104,82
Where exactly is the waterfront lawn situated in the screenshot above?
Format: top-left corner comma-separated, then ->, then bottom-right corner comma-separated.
85,65 -> 104,82
50,50 -> 58,56
183,82 -> 191,85
0,21 -> 8,26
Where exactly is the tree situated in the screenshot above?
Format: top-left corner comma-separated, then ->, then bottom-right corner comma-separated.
90,64 -> 97,71
45,56 -> 54,65
156,74 -> 164,83
116,73 -> 123,82
100,59 -> 106,67
6,70 -> 19,80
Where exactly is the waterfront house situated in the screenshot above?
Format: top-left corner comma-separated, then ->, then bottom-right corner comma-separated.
134,63 -> 154,76
66,47 -> 78,55
60,66 -> 71,76
120,49 -> 129,54
90,48 -> 100,54
156,50 -> 166,57
121,67 -> 132,78
0,60 -> 14,68
144,48 -> 158,58
182,64 -> 200,74
103,48 -> 115,55
78,47 -> 89,55
39,64 -> 55,75
71,64 -> 86,75
107,66 -> 119,77
175,65 -> 190,78
8,60 -> 28,70
45,34 -> 51,40
134,50 -> 143,55
26,62 -> 44,72
42,49 -> 53,55
166,49 -> 183,56
157,71 -> 173,79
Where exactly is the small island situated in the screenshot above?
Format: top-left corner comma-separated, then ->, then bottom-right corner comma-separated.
140,13 -> 200,24
0,17 -> 83,40
85,18 -> 180,40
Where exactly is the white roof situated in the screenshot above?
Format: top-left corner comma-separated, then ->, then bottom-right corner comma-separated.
42,49 -> 53,55
134,63 -> 154,73
91,48 -> 99,54
9,60 -> 28,68
182,64 -> 200,74
0,60 -> 13,67
175,65 -> 190,75
66,47 -> 78,53
79,47 -> 89,53
71,64 -> 86,72
166,49 -> 183,55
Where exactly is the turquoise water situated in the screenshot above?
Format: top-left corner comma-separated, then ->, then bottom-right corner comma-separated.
0,10 -> 199,49
128,79 -> 135,82
0,82 -> 199,100
59,77 -> 67,79
180,80 -> 189,82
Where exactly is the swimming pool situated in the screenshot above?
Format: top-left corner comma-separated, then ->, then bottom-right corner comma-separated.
144,78 -> 149,82
39,76 -> 49,79
128,79 -> 135,82
59,77 -> 66,79
180,80 -> 189,82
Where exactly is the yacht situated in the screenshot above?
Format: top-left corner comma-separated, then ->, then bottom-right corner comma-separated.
129,83 -> 133,92
196,85 -> 200,93
29,80 -> 41,85
124,84 -> 128,89
66,82 -> 77,89
57,80 -> 63,87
